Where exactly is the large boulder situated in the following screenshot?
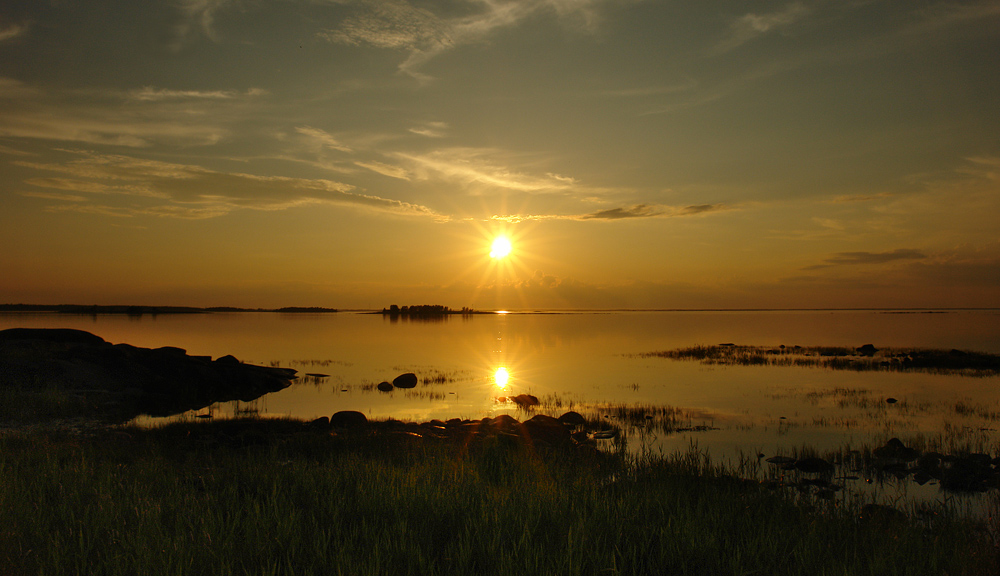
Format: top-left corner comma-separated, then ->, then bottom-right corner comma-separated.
558,411 -> 586,426
523,414 -> 571,447
330,410 -> 368,429
392,373 -> 418,389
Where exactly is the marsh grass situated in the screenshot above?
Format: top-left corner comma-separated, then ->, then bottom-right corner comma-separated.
641,345 -> 1000,377
0,378 -> 97,423
4,419 -> 996,576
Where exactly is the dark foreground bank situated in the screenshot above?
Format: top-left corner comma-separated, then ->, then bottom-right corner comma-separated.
2,418 -> 997,576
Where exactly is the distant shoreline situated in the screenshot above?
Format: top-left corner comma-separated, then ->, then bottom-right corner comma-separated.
1,304 -> 997,316
0,304 -> 338,315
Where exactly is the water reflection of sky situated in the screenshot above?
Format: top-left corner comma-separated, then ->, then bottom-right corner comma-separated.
6,310 -> 1000,514
4,309 -> 1000,455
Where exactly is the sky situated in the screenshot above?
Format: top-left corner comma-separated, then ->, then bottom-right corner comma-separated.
1,0 -> 998,310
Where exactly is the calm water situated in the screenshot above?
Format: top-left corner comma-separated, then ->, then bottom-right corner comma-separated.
4,309 -> 1000,510
0,310 -> 1000,517
4,309 -> 999,434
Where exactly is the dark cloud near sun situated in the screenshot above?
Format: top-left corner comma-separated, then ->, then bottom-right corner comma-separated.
581,203 -> 726,220
805,248 -> 928,270
582,204 -> 661,220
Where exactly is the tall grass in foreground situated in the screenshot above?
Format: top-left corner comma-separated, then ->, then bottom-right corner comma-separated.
2,420 -> 997,576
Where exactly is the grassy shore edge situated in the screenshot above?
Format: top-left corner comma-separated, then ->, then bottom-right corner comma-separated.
2,418 -> 997,576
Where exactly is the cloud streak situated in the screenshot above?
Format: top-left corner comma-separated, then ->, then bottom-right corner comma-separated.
714,2 -> 810,53
581,204 -> 661,220
491,203 -> 728,222
321,0 -> 612,80
0,79 -> 268,147
16,151 -> 444,220
805,248 -> 927,270
0,23 -> 27,42
396,148 -> 576,193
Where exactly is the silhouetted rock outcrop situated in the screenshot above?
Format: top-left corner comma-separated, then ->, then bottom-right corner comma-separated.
0,328 -> 296,422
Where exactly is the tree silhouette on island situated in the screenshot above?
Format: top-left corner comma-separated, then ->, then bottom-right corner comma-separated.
380,305 -> 479,317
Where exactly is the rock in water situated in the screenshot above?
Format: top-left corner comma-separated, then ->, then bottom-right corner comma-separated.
523,414 -> 571,447
794,457 -> 834,474
856,344 -> 878,356
393,373 -> 418,389
511,393 -> 539,407
558,411 -> 587,425
377,381 -> 394,392
873,438 -> 920,462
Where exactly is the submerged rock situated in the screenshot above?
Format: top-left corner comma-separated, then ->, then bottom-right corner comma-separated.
873,438 -> 920,462
794,457 -> 834,474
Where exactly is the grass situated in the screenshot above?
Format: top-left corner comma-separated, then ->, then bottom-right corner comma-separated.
2,418 -> 998,575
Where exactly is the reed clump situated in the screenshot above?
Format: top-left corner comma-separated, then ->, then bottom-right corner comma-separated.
2,418 -> 996,576
641,344 -> 1000,377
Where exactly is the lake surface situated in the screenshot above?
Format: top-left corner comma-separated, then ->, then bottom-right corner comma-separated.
4,309 -> 1000,512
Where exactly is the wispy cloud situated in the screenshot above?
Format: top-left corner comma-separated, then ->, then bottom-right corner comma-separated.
408,121 -> 449,138
909,1 -> 1000,33
0,80 -> 261,147
805,248 -> 927,270
25,177 -> 165,198
19,191 -> 87,202
172,0 -> 231,49
129,87 -> 266,101
714,2 -> 810,53
16,151 -> 444,220
295,126 -> 353,153
396,147 -> 576,193
354,160 -> 411,180
321,0 -> 612,80
0,23 -> 27,42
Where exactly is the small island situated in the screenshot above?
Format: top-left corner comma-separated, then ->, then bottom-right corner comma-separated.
379,304 -> 481,317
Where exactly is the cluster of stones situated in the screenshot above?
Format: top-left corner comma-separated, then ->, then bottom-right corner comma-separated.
869,437 -> 1000,492
762,455 -> 843,500
375,373 -> 417,392
763,437 -> 1000,495
311,409 -> 619,455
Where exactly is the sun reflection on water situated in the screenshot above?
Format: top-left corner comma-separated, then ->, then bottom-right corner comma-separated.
493,366 -> 510,389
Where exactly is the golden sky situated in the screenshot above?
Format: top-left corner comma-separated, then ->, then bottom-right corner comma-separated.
1,1 -> 998,309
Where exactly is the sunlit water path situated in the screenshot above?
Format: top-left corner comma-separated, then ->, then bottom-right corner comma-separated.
4,309 -> 1000,517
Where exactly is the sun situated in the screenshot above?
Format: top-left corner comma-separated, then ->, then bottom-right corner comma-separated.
490,236 -> 512,259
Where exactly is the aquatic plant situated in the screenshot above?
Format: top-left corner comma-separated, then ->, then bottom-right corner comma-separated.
639,344 -> 1000,376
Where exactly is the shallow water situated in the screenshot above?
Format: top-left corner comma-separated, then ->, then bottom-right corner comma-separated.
4,309 -> 1000,514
